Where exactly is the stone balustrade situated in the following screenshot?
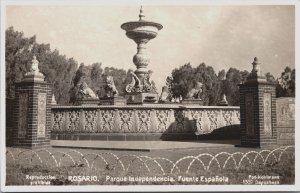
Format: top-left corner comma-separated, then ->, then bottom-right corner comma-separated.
51,104 -> 240,141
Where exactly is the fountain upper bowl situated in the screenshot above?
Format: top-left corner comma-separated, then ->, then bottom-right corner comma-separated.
121,21 -> 163,32
121,21 -> 163,41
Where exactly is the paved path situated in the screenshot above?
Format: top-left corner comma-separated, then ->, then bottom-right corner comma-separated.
51,140 -> 240,151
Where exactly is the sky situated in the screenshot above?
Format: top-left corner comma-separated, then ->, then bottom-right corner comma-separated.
6,5 -> 295,92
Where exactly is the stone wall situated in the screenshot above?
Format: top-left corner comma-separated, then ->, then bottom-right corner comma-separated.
276,97 -> 295,145
51,105 -> 240,141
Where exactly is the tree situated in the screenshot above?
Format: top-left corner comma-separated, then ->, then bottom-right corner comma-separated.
69,63 -> 88,104
276,67 -> 295,97
265,72 -> 276,84
90,63 -> 103,87
69,63 -> 128,104
221,68 -> 250,106
6,27 -> 36,99
168,63 -> 222,105
218,69 -> 226,98
6,27 -> 78,104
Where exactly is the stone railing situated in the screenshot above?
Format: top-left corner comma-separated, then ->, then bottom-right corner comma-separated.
51,104 -> 240,141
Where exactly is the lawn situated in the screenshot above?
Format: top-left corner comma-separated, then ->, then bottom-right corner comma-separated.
6,145 -> 295,185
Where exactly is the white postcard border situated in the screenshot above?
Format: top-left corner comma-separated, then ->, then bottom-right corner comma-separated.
0,0 -> 299,192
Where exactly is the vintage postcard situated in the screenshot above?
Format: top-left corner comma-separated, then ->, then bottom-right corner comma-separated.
0,0 -> 298,192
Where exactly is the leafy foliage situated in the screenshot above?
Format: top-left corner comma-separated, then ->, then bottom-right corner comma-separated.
276,67 -> 295,97
6,27 -> 128,105
6,27 -> 78,104
69,63 -> 128,104
168,63 -> 222,105
6,27 -> 295,105
223,68 -> 249,106
166,63 -> 295,106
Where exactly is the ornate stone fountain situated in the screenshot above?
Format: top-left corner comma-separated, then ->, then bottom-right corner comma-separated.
121,6 -> 163,104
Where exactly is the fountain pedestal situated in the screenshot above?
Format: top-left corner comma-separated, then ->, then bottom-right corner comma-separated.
182,99 -> 204,105
125,92 -> 158,104
99,96 -> 127,106
121,7 -> 162,104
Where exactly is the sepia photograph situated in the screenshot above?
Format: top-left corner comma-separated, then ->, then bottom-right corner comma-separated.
0,0 -> 298,192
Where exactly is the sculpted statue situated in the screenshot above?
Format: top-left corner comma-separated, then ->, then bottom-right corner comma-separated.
126,70 -> 156,93
143,73 -> 152,92
186,82 -> 203,99
24,55 -> 45,81
105,75 -> 119,97
79,81 -> 97,99
159,86 -> 169,102
126,70 -> 142,93
31,56 -> 39,72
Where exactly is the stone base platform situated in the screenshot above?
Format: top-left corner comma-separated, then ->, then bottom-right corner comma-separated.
181,99 -> 204,105
77,98 -> 99,105
99,96 -> 126,106
125,92 -> 158,104
51,130 -> 240,141
52,133 -> 197,141
51,140 -> 239,151
12,143 -> 51,149
277,127 -> 295,146
217,101 -> 228,106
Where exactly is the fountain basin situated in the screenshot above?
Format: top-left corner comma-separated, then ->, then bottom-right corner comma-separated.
121,21 -> 163,40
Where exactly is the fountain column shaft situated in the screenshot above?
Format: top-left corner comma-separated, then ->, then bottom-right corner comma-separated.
133,40 -> 149,78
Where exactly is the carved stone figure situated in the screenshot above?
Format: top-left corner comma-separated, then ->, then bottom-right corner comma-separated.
125,70 -> 157,93
186,82 -> 203,99
105,76 -> 119,97
79,81 -> 97,99
24,55 -> 45,81
143,73 -> 152,92
51,94 -> 57,105
31,56 -> 39,72
218,93 -> 228,106
159,86 -> 169,102
126,70 -> 142,93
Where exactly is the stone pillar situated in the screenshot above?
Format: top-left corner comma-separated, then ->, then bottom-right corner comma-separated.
239,57 -> 277,147
13,56 -> 52,149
